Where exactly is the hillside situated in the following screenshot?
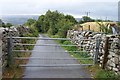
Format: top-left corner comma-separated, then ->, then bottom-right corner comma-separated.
1,15 -> 39,25
75,22 -> 117,32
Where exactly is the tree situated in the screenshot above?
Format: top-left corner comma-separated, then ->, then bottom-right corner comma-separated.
56,19 -> 73,38
5,23 -> 13,28
24,18 -> 36,26
79,16 -> 95,24
30,10 -> 77,37
2,22 -> 6,28
35,15 -> 50,33
96,19 -> 103,22
46,10 -> 62,35
35,15 -> 45,32
65,15 -> 77,24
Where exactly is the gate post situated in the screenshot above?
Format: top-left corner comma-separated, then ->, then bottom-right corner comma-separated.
7,35 -> 13,67
102,37 -> 109,69
94,39 -> 101,64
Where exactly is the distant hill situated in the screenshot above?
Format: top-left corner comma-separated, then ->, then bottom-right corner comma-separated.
1,15 -> 39,25
75,18 -> 81,22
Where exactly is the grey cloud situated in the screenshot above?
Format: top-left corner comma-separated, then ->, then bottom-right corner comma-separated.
0,1 -> 118,21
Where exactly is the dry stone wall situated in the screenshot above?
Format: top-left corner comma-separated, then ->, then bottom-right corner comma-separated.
99,35 -> 120,74
0,26 -> 30,72
67,30 -> 120,74
0,29 -> 2,79
67,30 -> 103,57
1,27 -> 20,70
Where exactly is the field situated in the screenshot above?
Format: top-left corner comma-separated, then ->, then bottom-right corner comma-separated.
76,22 -> 116,32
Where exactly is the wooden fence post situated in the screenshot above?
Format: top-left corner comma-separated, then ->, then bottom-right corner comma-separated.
102,37 -> 109,69
81,27 -> 83,31
94,39 -> 101,64
7,35 -> 13,67
88,25 -> 90,31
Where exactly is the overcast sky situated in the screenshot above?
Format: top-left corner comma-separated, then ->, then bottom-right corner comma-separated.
0,0 -> 119,21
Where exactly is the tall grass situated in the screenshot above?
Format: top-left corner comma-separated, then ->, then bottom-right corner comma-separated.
96,21 -> 112,34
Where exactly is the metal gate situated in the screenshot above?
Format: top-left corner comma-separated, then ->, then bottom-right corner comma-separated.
6,35 -> 100,67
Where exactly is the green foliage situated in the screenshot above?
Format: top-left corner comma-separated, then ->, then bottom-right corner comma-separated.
24,18 -> 36,26
18,17 -> 39,50
5,23 -> 13,28
2,22 -> 6,28
79,16 -> 112,24
65,15 -> 78,24
29,26 -> 39,37
35,10 -> 77,37
22,18 -> 39,37
95,19 -> 103,22
48,22 -> 58,35
35,15 -> 49,32
79,16 -> 95,24
95,19 -> 112,22
56,19 -> 73,38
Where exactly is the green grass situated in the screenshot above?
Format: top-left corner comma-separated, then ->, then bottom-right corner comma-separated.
60,41 -> 93,64
87,65 -> 120,80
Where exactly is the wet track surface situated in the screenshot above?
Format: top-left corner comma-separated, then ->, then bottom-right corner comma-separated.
23,34 -> 91,78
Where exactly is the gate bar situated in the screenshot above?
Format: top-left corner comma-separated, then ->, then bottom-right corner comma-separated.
12,50 -> 87,53
7,37 -> 71,40
14,43 -> 89,47
19,64 -> 93,67
7,37 -> 92,41
14,57 -> 93,60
